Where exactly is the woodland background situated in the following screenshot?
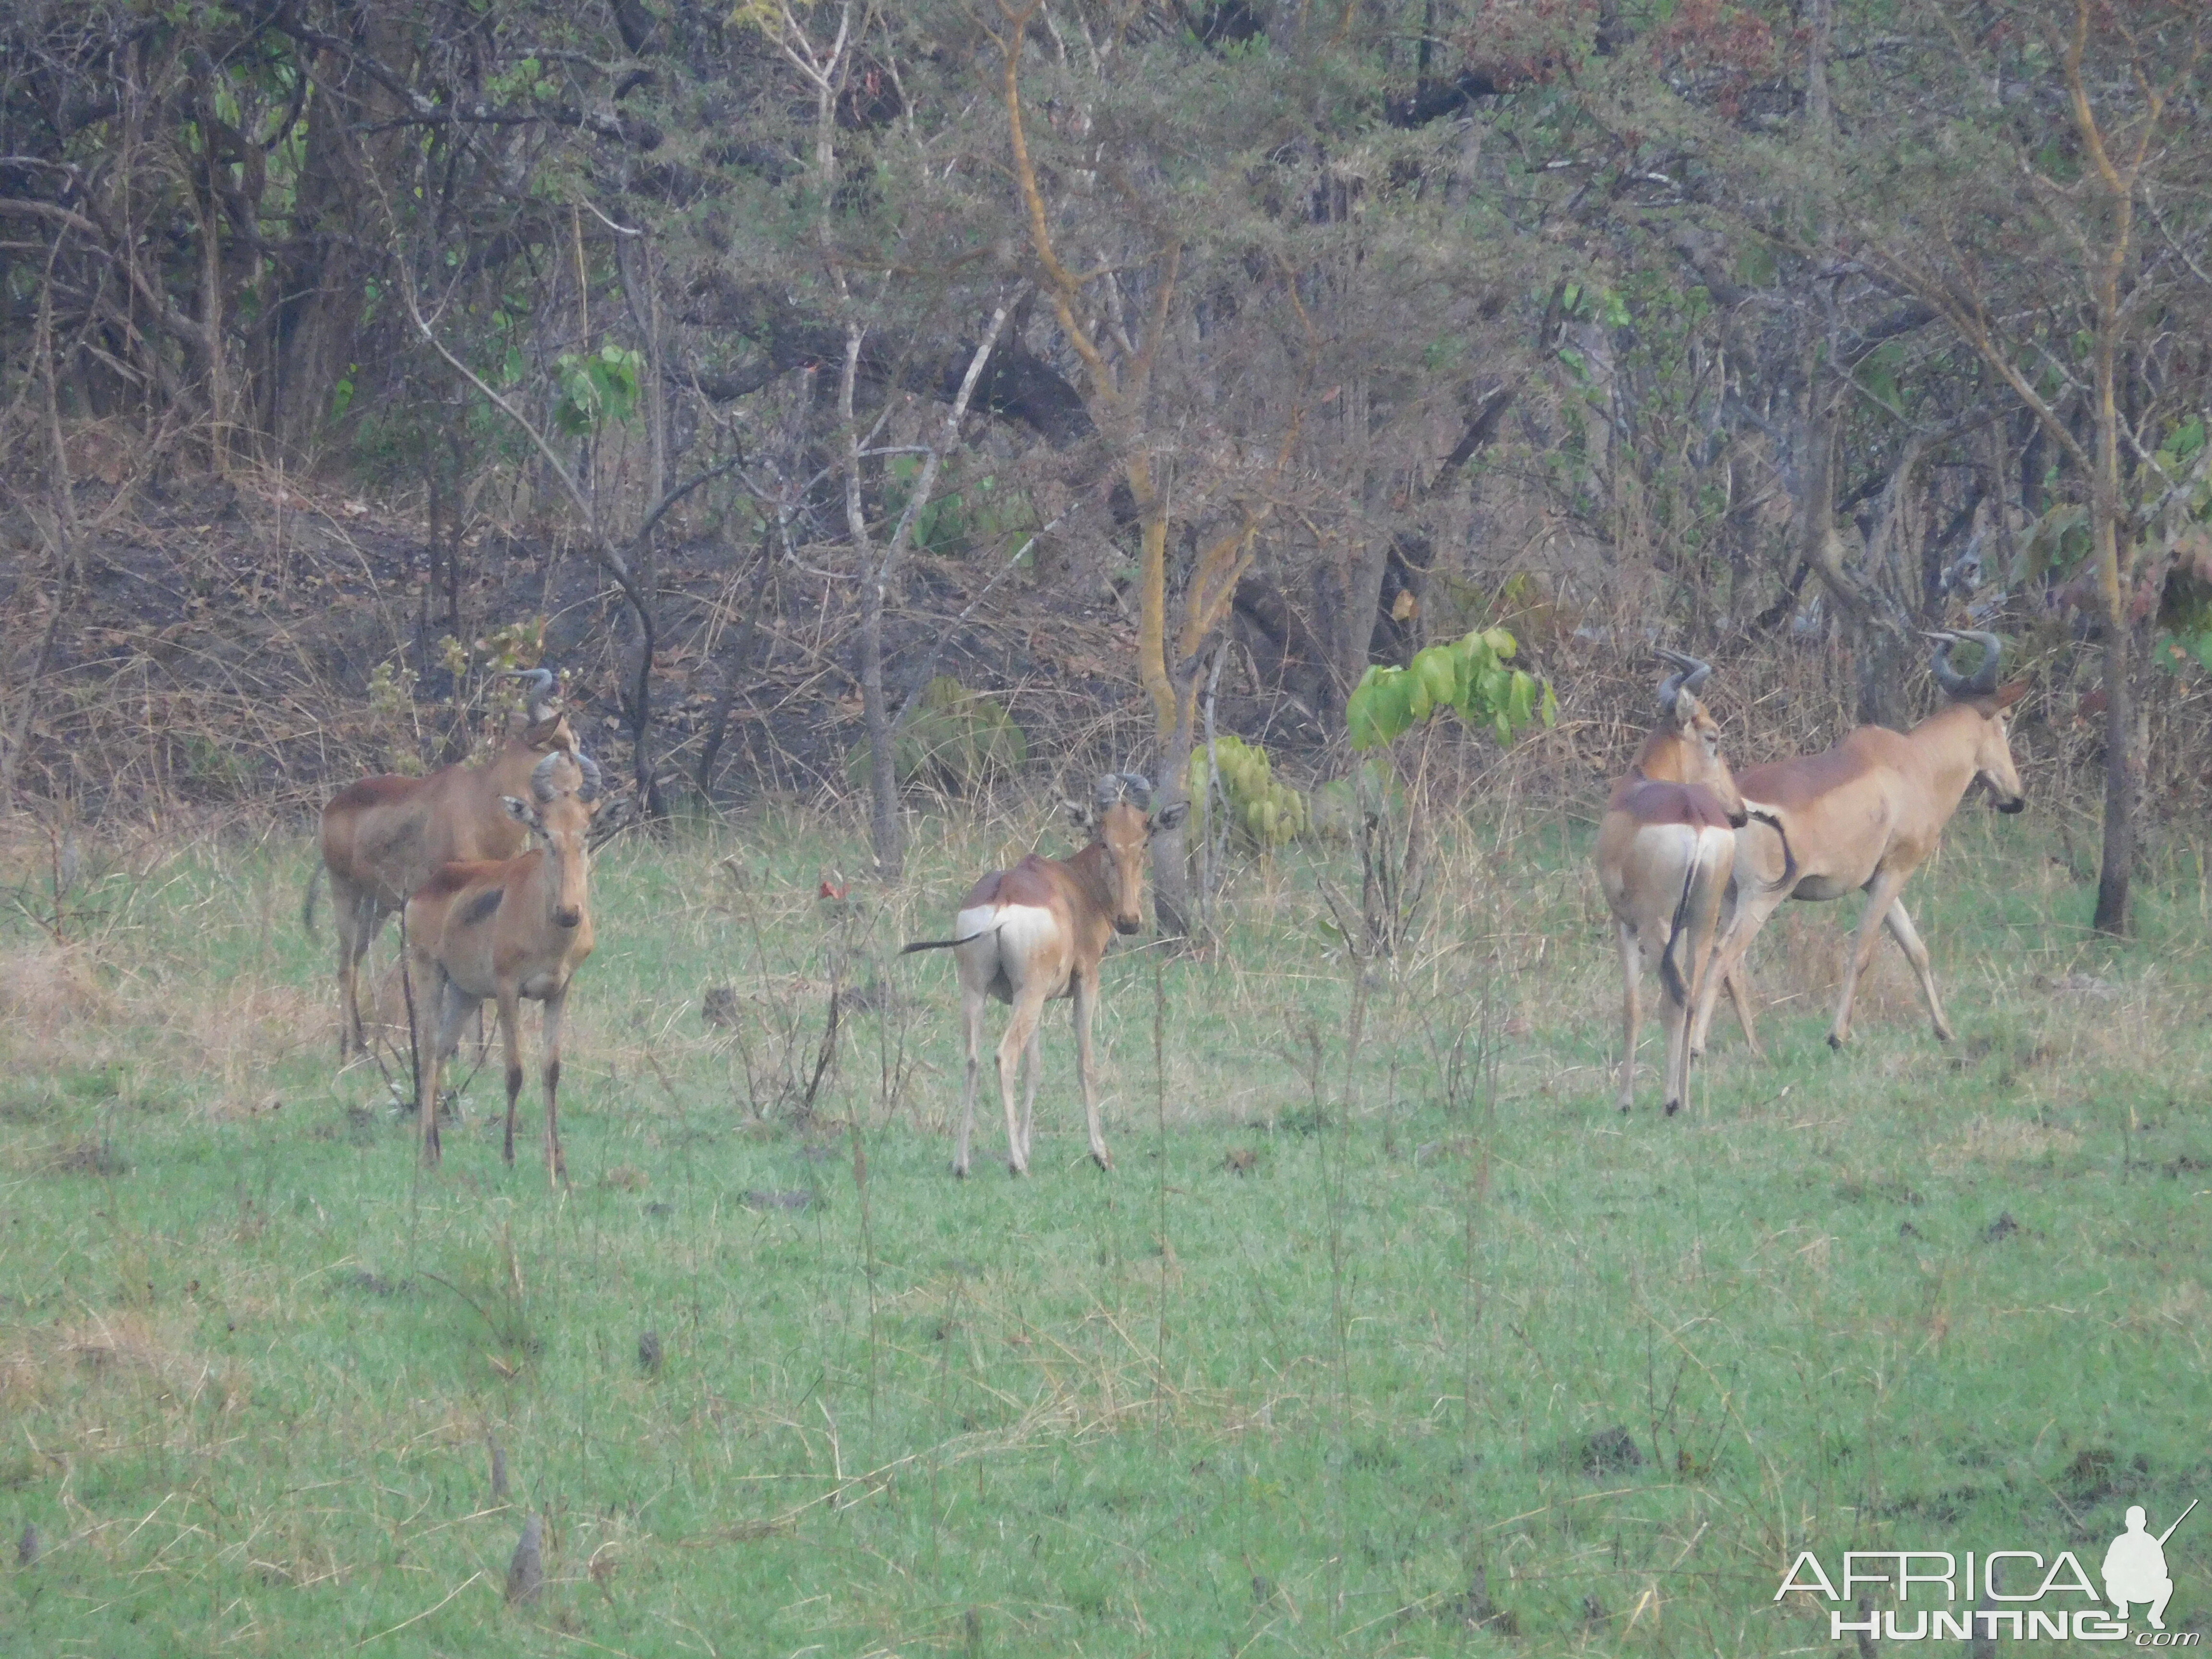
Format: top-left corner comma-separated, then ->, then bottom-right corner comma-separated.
2,0 -> 2210,932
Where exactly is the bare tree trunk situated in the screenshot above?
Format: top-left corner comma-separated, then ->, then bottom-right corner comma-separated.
858,563 -> 903,878
842,303 -> 1018,880
1151,662 -> 1202,938
2093,620 -> 2146,934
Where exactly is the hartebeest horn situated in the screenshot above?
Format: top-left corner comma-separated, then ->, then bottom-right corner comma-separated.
1094,771 -> 1154,812
529,750 -> 567,803
1928,630 -> 2002,698
505,667 -> 560,724
572,751 -> 602,804
1654,649 -> 1714,716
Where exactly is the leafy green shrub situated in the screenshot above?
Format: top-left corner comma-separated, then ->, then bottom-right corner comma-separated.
846,677 -> 1027,793
1187,733 -> 1309,851
1345,626 -> 1554,749
552,344 -> 644,436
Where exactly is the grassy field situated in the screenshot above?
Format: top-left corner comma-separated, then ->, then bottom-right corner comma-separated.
2,791 -> 2210,1656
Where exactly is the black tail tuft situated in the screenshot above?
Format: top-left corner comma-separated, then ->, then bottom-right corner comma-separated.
900,930 -> 987,955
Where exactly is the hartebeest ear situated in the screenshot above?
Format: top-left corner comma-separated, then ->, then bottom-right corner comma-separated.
1993,679 -> 2030,710
1063,798 -> 1091,829
501,794 -> 542,831
1151,800 -> 1190,834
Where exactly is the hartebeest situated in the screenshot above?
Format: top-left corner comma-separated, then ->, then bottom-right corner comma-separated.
308,668 -> 577,1056
407,749 -> 603,1178
902,772 -> 1186,1177
1689,630 -> 2026,1054
1596,650 -> 1753,1115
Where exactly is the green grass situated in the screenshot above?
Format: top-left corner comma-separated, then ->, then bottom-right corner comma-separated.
3,797 -> 2210,1655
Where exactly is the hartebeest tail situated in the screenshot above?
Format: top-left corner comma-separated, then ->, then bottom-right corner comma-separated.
1690,629 -> 2027,1053
906,772 -> 1187,1177
1595,651 -> 1750,1116
312,668 -> 577,1058
407,748 -> 603,1179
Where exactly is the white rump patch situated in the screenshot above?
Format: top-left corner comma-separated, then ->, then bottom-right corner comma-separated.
955,903 -> 1063,998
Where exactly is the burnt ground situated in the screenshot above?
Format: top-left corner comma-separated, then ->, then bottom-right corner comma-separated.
0,468 -> 1322,822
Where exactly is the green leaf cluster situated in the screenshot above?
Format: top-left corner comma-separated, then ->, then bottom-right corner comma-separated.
1344,628 -> 1556,750
846,676 -> 1027,793
1187,733 -> 1309,851
552,344 -> 645,437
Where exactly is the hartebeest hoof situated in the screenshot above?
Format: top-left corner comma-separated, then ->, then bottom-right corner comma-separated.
1091,1151 -> 1112,1171
1664,1098 -> 1682,1116
1827,1031 -> 1847,1051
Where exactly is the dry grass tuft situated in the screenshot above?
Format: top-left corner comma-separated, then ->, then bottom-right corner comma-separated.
64,1313 -> 252,1412
1946,1114 -> 2081,1166
0,940 -> 113,1029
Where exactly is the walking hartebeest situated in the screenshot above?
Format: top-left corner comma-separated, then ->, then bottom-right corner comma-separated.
308,669 -> 577,1056
407,749 -> 603,1178
1689,630 -> 2026,1054
902,771 -> 1186,1177
1597,650 -> 1753,1115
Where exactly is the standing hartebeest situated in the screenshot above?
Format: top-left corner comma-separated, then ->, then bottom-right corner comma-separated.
1689,630 -> 2026,1054
406,749 -> 603,1178
1596,650 -> 1753,1115
308,668 -> 577,1056
902,771 -> 1187,1177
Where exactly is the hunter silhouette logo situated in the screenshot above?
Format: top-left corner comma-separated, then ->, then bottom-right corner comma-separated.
2106,1501 -> 2195,1632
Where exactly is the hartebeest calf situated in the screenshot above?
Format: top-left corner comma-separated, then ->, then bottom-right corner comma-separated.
902,772 -> 1186,1177
1596,650 -> 1753,1115
309,668 -> 577,1056
1690,630 -> 2026,1054
407,749 -> 603,1178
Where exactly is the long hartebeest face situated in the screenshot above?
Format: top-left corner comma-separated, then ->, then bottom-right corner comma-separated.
902,771 -> 1187,1177
406,749 -> 603,1179
309,669 -> 577,1058
1595,650 -> 1748,1116
1691,630 -> 2027,1054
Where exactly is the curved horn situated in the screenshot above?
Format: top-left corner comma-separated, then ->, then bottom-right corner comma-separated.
1093,773 -> 1121,811
1958,628 -> 2003,695
529,749 -> 565,803
1929,630 -> 2002,697
573,750 -> 603,804
1653,649 -> 1712,716
505,667 -> 559,722
1118,770 -> 1154,811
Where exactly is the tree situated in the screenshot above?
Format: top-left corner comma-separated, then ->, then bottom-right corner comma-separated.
1852,0 -> 2212,934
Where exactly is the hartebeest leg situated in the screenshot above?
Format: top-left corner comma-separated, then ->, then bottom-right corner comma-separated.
419,974 -> 476,1167
540,986 -> 569,1186
337,895 -> 383,1057
1691,879 -> 1788,1058
1662,830 -> 1732,1116
1723,966 -> 1764,1059
1881,898 -> 1954,1042
1828,866 -> 1914,1048
1615,922 -> 1644,1113
997,989 -> 1048,1176
1071,970 -> 1110,1170
497,986 -> 526,1166
954,985 -> 986,1178
1019,1022 -> 1044,1165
